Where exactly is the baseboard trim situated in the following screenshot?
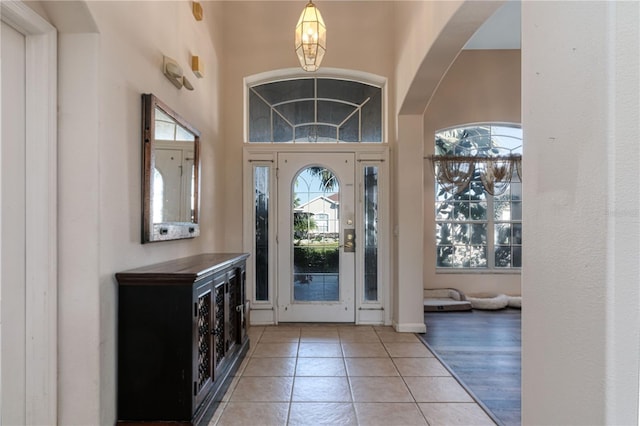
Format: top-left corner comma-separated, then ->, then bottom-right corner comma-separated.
392,321 -> 427,333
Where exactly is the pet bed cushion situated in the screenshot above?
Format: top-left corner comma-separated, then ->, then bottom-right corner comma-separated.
466,292 -> 510,310
423,288 -> 472,312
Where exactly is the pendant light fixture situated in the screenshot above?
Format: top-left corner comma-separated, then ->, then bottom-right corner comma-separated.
294,1 -> 326,72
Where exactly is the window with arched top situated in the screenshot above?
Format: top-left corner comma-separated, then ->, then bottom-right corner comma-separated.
247,76 -> 383,143
431,124 -> 523,270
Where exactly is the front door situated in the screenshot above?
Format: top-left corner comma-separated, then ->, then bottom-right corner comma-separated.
277,152 -> 355,322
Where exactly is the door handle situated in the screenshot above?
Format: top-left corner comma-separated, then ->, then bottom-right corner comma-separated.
343,229 -> 355,252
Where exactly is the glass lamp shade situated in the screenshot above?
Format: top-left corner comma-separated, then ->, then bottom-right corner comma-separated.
294,1 -> 326,72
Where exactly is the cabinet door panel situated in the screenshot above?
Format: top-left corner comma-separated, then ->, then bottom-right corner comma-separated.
193,279 -> 214,407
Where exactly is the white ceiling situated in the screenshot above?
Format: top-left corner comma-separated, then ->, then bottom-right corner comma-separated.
464,0 -> 521,50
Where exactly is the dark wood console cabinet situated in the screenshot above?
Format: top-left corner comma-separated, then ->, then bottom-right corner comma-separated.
116,253 -> 249,425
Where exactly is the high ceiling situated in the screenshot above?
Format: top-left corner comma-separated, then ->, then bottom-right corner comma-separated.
464,0 -> 521,50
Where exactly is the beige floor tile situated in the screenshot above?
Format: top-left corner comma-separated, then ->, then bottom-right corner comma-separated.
259,330 -> 301,343
298,342 -> 343,357
252,342 -> 299,358
344,357 -> 399,377
288,402 -> 357,425
376,331 -> 421,343
229,377 -> 293,402
292,376 -> 352,402
418,402 -> 496,425
384,342 -> 433,357
295,357 -> 346,376
300,328 -> 340,342
354,402 -> 428,425
349,376 -> 414,402
392,357 -> 451,377
338,330 -> 381,342
242,357 -> 296,377
215,402 -> 289,426
341,342 -> 389,358
404,377 -> 473,403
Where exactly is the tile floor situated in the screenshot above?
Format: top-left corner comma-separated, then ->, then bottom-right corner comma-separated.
210,324 -> 496,425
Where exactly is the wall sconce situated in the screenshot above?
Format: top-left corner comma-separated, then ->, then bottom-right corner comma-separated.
294,1 -> 326,72
192,2 -> 203,21
163,55 -> 194,91
191,55 -> 204,78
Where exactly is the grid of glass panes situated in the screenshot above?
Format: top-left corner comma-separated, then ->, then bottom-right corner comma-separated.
248,78 -> 382,143
434,124 -> 522,270
435,180 -> 488,268
494,172 -> 522,268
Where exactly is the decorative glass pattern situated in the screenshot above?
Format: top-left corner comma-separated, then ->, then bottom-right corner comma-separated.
196,292 -> 211,390
254,166 -> 269,301
214,285 -> 225,365
248,78 -> 382,143
363,166 -> 379,301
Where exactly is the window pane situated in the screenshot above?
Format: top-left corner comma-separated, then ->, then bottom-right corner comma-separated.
436,223 -> 454,245
470,224 -> 487,245
495,246 -> 511,267
317,100 -> 354,125
253,79 -> 314,104
249,91 -> 272,142
254,166 -> 269,301
494,201 -> 511,220
469,202 -> 488,220
363,166 -> 378,301
273,113 -> 293,142
513,223 -> 522,244
339,114 -> 359,142
512,246 -> 522,267
436,245 -> 454,267
275,100 -> 314,125
511,201 -> 522,220
293,167 -> 340,302
495,224 -> 511,245
361,90 -> 382,142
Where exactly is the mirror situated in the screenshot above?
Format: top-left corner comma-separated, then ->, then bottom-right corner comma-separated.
142,94 -> 200,243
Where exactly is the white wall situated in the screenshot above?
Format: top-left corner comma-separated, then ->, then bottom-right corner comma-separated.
522,1 -> 640,423
35,1 -> 226,423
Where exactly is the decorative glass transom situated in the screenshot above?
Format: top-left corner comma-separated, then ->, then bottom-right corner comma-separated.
248,78 -> 382,143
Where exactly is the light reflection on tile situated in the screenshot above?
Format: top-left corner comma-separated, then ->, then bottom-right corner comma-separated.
288,402 -> 357,425
216,402 -> 289,426
295,357 -> 346,376
354,402 -> 428,425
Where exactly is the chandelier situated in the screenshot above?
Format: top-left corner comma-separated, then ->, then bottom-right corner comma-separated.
294,1 -> 326,72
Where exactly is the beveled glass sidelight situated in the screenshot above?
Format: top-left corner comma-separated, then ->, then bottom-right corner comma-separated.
141,94 -> 201,243
294,1 -> 326,72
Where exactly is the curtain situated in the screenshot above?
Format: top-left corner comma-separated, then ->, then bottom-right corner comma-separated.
429,155 -> 522,195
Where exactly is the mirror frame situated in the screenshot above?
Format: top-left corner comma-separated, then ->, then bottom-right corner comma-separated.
141,93 -> 201,243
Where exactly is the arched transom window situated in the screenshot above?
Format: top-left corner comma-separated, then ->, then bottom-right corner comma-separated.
248,77 -> 382,143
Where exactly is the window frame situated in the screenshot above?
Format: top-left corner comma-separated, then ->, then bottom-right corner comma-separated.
244,68 -> 387,144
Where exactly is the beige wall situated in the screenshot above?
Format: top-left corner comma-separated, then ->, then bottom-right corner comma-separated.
33,1 -> 225,423
522,1 -> 640,423
423,49 -> 522,296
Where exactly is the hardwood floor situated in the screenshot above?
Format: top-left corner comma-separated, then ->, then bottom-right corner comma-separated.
419,309 -> 521,426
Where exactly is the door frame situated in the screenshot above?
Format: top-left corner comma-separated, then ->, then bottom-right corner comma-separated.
243,144 -> 390,326
276,152 -> 356,323
1,2 -> 57,423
